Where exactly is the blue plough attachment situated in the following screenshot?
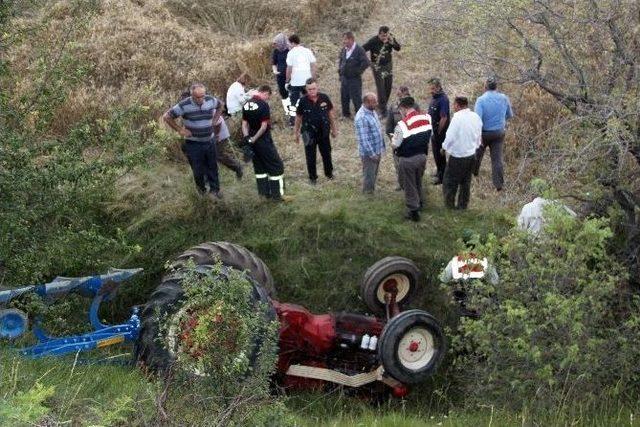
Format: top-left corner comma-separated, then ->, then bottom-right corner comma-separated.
0,268 -> 143,358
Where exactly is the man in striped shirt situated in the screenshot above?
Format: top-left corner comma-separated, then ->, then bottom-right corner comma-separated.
164,83 -> 223,199
392,97 -> 432,221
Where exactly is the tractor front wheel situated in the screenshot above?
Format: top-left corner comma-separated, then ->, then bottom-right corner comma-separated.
377,309 -> 446,385
360,257 -> 421,316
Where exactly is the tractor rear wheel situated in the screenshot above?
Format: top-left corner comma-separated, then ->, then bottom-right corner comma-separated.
377,309 -> 445,385
171,242 -> 276,297
136,242 -> 275,375
360,257 -> 421,316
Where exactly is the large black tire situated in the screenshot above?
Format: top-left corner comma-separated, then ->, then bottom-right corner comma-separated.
136,243 -> 275,374
360,257 -> 421,316
172,242 -> 276,297
377,309 -> 446,385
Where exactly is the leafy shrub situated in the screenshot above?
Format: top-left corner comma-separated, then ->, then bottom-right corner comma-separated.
0,0 -> 164,287
0,382 -> 55,426
157,262 -> 286,425
451,205 -> 640,410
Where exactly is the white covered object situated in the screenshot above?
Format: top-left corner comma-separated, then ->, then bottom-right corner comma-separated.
517,197 -> 576,235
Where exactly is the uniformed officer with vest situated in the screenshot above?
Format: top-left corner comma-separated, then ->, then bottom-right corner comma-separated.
392,97 -> 432,221
294,78 -> 338,184
242,85 -> 290,201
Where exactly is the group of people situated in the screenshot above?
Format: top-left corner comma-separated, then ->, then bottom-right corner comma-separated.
162,26 -> 513,219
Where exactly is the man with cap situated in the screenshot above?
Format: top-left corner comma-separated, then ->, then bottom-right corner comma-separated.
392,96 -> 432,221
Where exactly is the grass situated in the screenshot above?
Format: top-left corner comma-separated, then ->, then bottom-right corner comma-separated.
3,0 -> 631,425
0,348 -> 155,425
1,349 -> 637,426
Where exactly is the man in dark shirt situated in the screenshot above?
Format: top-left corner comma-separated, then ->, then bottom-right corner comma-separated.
427,78 -> 450,185
242,85 -> 289,201
272,32 -> 289,101
163,83 -> 223,200
294,78 -> 338,184
363,26 -> 401,116
338,31 -> 370,118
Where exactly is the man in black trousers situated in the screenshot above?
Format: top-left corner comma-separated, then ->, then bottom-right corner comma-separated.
363,26 -> 401,116
427,78 -> 450,185
294,78 -> 338,184
242,85 -> 291,202
338,31 -> 370,118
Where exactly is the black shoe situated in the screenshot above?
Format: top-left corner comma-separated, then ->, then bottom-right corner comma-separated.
309,178 -> 317,185
208,191 -> 223,201
404,210 -> 420,222
326,174 -> 334,180
432,180 -> 443,186
235,168 -> 243,181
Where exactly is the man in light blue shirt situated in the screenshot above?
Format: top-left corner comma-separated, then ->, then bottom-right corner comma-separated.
474,76 -> 513,191
355,93 -> 385,193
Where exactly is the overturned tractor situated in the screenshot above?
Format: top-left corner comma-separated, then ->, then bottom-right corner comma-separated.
1,242 -> 446,397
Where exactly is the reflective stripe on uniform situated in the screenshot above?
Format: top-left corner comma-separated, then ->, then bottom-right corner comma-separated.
288,100 -> 298,117
268,175 -> 284,196
255,173 -> 268,179
281,98 -> 290,116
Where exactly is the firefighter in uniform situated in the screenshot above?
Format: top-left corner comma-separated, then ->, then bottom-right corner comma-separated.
242,85 -> 289,201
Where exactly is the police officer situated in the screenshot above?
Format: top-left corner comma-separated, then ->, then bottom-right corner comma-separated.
242,85 -> 290,201
294,78 -> 338,184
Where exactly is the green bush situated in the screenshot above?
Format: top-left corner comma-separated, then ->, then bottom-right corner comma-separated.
0,0 -> 163,287
452,205 -> 640,410
156,262 -> 289,426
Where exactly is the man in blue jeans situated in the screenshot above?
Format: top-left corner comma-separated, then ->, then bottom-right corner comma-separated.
474,76 -> 514,191
164,83 -> 223,200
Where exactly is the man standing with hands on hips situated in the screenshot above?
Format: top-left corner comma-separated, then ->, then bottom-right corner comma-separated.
163,83 -> 223,200
294,78 -> 338,184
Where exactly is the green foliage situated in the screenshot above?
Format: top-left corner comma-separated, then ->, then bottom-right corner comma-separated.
157,262 -> 285,425
164,262 -> 279,384
0,0 -> 162,286
0,350 -> 155,425
0,382 -> 54,426
452,205 -> 639,409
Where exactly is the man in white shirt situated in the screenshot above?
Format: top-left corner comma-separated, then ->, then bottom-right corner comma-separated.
226,73 -> 254,116
285,34 -> 317,125
441,96 -> 483,209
